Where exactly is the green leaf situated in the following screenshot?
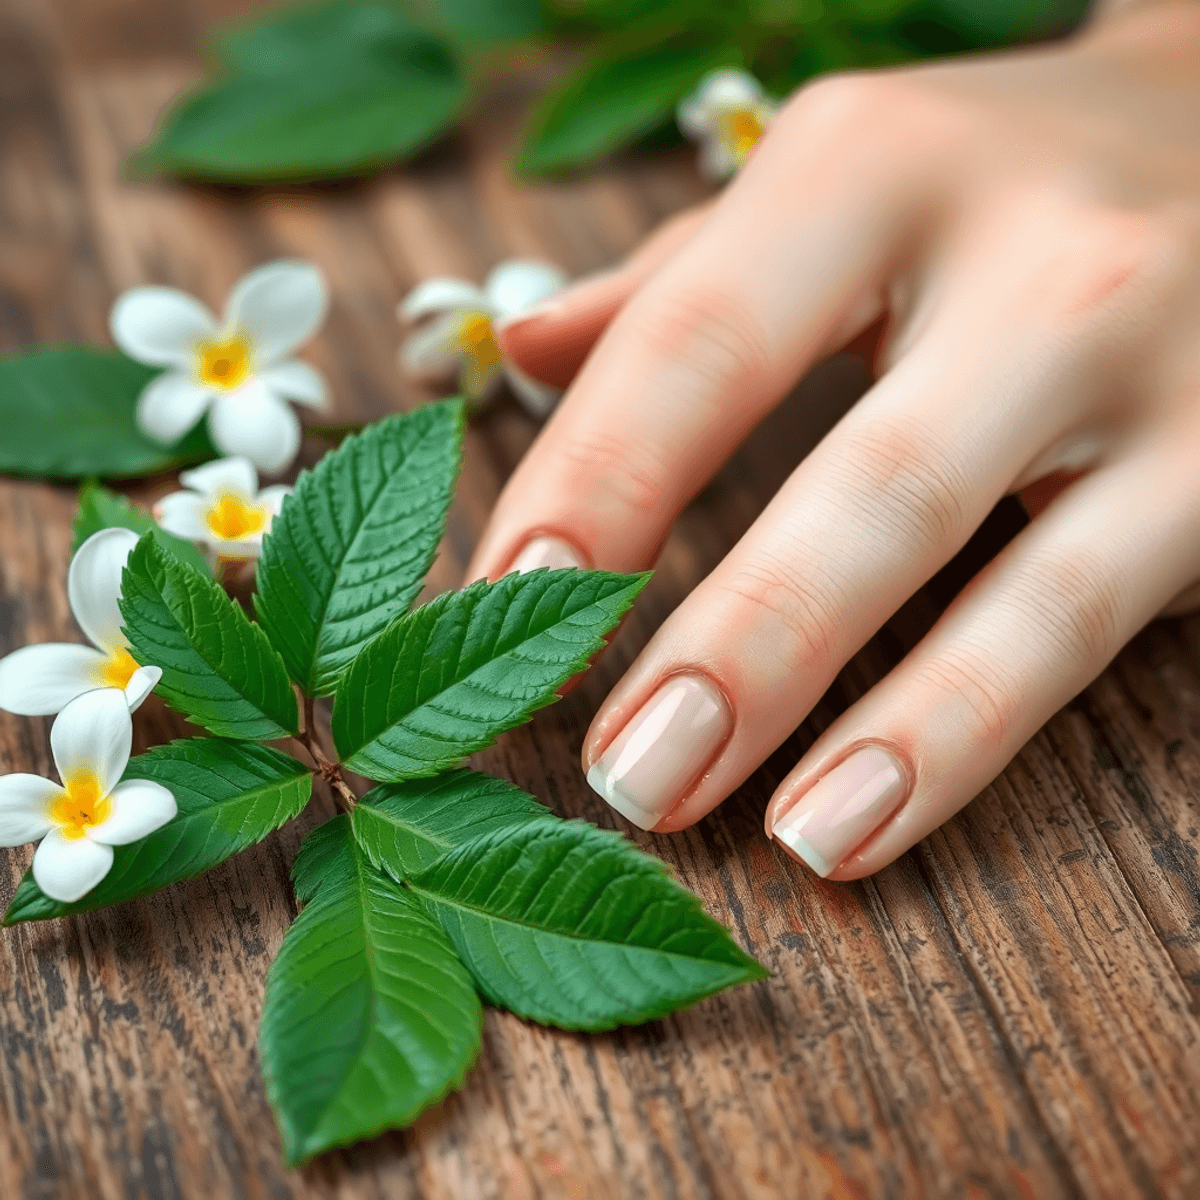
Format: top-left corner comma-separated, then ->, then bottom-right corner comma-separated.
428,0 -> 547,46
120,534 -> 299,740
135,1 -> 470,183
255,402 -> 464,697
0,347 -> 213,480
332,568 -> 649,782
74,480 -> 212,576
520,36 -> 739,175
351,769 -> 548,878
261,816 -> 482,1164
3,740 -> 312,924
410,819 -> 768,1030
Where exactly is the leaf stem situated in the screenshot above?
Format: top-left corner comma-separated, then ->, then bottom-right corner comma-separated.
299,695 -> 357,813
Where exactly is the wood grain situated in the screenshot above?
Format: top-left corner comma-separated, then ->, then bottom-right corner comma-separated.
3,1 -> 1200,1196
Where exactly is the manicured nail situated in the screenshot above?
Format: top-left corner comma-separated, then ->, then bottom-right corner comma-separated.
587,674 -> 732,831
508,535 -> 586,574
771,746 -> 908,877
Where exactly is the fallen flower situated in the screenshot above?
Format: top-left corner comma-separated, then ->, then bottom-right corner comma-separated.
677,69 -> 779,180
0,528 -> 161,716
111,259 -> 330,473
398,259 -> 567,417
0,688 -> 176,902
155,457 -> 291,562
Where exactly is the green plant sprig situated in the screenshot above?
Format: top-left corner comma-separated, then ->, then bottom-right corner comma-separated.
3,397 -> 768,1165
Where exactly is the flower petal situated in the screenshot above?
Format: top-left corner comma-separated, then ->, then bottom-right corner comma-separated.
504,362 -> 563,419
0,643 -> 109,716
90,779 -> 177,846
208,383 -> 302,474
110,286 -> 218,368
398,278 -> 488,322
178,456 -> 259,499
125,666 -> 162,713
0,774 -> 58,845
484,260 -> 568,319
32,830 -> 114,902
399,311 -> 465,378
154,491 -> 208,541
699,136 -> 739,181
50,688 -> 132,799
258,485 -> 293,517
224,259 -> 328,365
259,359 -> 329,411
136,371 -> 216,445
68,528 -> 140,653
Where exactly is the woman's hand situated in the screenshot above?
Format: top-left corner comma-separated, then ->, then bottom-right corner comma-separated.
466,3 -> 1200,880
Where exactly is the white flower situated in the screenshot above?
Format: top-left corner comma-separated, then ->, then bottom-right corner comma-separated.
398,259 -> 568,417
111,260 -> 330,474
154,457 -> 291,562
0,689 -> 177,902
0,529 -> 161,717
677,69 -> 779,180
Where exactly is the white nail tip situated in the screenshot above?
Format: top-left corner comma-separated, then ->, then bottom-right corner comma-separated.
772,824 -> 833,877
586,764 -> 659,831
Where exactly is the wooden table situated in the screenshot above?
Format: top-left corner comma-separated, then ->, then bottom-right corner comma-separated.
3,2 -> 1200,1196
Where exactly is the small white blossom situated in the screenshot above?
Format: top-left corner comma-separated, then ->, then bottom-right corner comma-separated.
111,260 -> 330,474
677,69 -> 778,180
0,529 -> 161,717
155,457 -> 290,562
398,259 -> 567,417
0,689 -> 176,902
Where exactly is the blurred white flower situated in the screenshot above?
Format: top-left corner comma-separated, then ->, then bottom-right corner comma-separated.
0,689 -> 177,902
0,529 -> 161,717
111,260 -> 329,473
398,259 -> 567,417
155,457 -> 290,562
677,69 -> 778,180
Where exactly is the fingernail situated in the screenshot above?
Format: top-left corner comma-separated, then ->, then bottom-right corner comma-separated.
494,300 -> 561,334
494,269 -> 617,334
508,535 -> 586,574
771,746 -> 908,877
586,674 -> 732,831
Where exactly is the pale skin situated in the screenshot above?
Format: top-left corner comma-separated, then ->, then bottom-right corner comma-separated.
466,1 -> 1200,879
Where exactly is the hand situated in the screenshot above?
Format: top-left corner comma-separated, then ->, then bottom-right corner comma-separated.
466,3 -> 1200,880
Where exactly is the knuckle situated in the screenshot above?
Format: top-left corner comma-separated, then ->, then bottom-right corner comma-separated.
912,647 -> 1021,747
553,428 -> 668,521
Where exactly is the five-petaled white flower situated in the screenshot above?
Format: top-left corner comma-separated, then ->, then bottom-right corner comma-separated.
111,259 -> 330,474
398,259 -> 567,417
677,69 -> 779,180
0,529 -> 161,717
154,458 -> 291,562
0,688 -> 177,902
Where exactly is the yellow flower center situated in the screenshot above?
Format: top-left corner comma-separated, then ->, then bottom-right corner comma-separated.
455,312 -> 503,397
50,770 -> 112,841
205,491 -> 269,542
99,647 -> 139,690
722,108 -> 765,159
197,333 -> 253,391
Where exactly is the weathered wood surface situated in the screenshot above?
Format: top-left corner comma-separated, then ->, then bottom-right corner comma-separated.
3,1 -> 1200,1196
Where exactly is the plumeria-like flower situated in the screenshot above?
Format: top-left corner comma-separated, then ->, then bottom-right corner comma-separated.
0,689 -> 176,902
0,529 -> 161,717
677,69 -> 779,180
111,260 -> 330,473
398,259 -> 568,417
154,458 -> 291,562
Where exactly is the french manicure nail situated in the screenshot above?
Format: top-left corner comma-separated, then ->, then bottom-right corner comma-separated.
587,674 -> 732,831
771,746 -> 908,877
508,535 -> 586,574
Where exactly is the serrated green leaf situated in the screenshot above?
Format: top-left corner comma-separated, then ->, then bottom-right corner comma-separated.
134,1 -> 469,183
520,36 -> 739,175
410,818 -> 768,1030
351,769 -> 548,878
0,347 -> 214,480
261,816 -> 482,1164
120,534 -> 298,740
255,402 -> 464,697
74,481 -> 212,576
428,0 -> 547,46
3,740 -> 312,924
332,569 -> 649,782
